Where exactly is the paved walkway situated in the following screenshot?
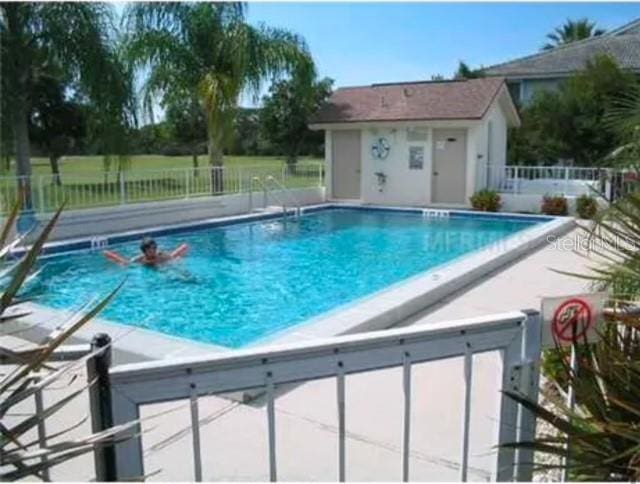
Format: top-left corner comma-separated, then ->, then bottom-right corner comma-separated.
14,227 -> 594,481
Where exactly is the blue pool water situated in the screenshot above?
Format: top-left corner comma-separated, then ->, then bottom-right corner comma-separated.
36,209 -> 541,348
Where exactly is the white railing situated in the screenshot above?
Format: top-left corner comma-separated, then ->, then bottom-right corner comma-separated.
485,164 -> 608,197
104,310 -> 542,482
0,163 -> 324,214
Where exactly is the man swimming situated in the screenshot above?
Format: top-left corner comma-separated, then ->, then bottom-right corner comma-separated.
104,238 -> 188,266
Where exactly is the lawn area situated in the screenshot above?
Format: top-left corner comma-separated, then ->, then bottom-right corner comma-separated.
0,155 -> 324,213
23,154 -> 323,178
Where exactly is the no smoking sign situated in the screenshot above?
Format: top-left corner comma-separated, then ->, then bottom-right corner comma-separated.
541,292 -> 607,348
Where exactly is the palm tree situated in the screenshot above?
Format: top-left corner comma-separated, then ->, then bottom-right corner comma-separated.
124,2 -> 313,191
453,61 -> 484,80
543,18 -> 606,50
0,3 -> 134,212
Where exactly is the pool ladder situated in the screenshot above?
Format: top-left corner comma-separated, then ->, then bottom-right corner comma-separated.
249,175 -> 301,219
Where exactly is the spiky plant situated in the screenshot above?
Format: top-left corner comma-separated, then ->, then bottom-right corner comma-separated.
0,203 -> 134,481
502,199 -> 640,478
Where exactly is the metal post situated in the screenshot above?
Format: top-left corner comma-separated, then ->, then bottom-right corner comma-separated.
119,172 -> 126,205
561,345 -> 578,482
87,333 -> 117,481
185,169 -> 190,199
514,166 -> 519,194
515,310 -> 542,481
34,383 -> 51,481
37,176 -> 45,214
238,167 -> 243,193
495,317 -> 526,481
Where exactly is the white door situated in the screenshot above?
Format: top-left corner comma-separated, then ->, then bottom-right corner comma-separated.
431,129 -> 467,204
332,130 -> 361,199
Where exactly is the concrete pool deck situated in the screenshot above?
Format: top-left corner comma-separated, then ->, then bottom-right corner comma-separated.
6,224 -> 595,481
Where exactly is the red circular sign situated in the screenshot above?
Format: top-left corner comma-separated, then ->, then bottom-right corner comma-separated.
552,298 -> 593,343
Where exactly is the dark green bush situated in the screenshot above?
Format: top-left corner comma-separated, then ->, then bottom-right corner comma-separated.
576,194 -> 598,219
541,195 -> 568,216
470,189 -> 501,212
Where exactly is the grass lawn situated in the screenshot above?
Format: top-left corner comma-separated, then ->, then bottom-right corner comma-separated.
23,154 -> 322,177
1,154 -> 324,213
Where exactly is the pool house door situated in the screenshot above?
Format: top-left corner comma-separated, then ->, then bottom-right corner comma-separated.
332,130 -> 362,199
431,129 -> 467,204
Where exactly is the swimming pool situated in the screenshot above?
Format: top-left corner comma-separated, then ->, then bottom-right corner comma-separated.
35,208 -> 544,348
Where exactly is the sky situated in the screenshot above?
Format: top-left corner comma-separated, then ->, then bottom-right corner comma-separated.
244,2 -> 639,89
113,2 -> 640,113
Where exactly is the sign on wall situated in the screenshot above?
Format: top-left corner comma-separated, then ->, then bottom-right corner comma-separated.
409,146 -> 424,170
541,292 -> 607,348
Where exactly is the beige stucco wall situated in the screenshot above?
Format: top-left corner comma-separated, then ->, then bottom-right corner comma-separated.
325,120 -> 492,207
359,126 -> 431,206
471,103 -> 508,192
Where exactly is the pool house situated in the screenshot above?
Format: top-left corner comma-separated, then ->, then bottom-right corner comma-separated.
310,77 -> 520,207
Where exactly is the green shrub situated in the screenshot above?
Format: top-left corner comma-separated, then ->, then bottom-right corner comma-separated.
576,194 -> 598,219
541,195 -> 568,216
470,189 -> 501,212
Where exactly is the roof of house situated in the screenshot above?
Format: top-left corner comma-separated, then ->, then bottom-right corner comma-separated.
608,17 -> 640,36
310,77 -> 508,125
484,18 -> 640,79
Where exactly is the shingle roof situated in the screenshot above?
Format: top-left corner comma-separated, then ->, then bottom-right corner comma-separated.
608,18 -> 640,36
310,77 -> 506,124
484,33 -> 640,78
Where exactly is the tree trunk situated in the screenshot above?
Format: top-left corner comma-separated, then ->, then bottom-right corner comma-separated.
6,4 -> 32,212
208,135 -> 224,194
192,152 -> 199,178
12,96 -> 33,210
49,155 -> 62,186
286,153 -> 298,176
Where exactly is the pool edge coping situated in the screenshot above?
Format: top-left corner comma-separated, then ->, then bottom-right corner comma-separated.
11,204 -> 574,361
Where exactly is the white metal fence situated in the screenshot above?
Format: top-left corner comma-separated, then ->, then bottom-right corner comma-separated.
99,310 -> 542,482
485,165 -> 608,197
0,163 -> 324,214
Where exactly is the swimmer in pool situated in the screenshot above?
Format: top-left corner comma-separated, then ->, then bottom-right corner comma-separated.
104,238 -> 188,266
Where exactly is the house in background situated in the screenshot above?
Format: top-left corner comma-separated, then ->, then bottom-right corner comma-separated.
484,17 -> 640,104
310,77 -> 519,207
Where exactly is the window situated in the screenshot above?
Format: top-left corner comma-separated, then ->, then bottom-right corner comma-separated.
409,146 -> 424,170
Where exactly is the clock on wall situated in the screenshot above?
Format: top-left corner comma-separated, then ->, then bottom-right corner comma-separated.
371,137 -> 390,160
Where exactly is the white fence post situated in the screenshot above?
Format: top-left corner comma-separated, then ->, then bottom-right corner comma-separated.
495,319 -> 527,481
513,166 -> 520,194
564,167 -> 570,196
37,176 -> 45,213
514,310 -> 542,481
185,169 -> 190,199
119,172 -> 126,205
111,389 -> 143,480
